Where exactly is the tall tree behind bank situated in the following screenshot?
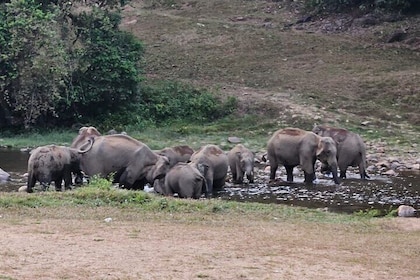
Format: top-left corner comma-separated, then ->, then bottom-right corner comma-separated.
0,0 -> 142,129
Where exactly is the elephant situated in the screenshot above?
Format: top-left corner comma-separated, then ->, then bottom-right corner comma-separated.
227,144 -> 255,184
157,145 -> 194,168
118,145 -> 170,189
154,162 -> 207,199
266,127 -> 339,184
189,144 -> 228,197
0,168 -> 10,183
71,128 -> 169,189
312,125 -> 369,179
70,126 -> 102,184
26,142 -> 93,193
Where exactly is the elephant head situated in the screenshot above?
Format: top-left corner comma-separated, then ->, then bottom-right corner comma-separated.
119,146 -> 170,189
316,136 -> 339,184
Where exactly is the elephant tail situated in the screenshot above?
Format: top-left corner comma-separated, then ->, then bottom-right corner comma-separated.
360,151 -> 370,179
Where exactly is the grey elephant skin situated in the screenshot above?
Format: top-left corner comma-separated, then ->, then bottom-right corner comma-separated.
267,127 -> 339,184
189,144 -> 228,196
0,168 -> 10,183
71,126 -> 170,189
118,145 -> 170,190
157,145 -> 194,168
153,144 -> 194,195
156,162 -> 207,199
227,144 -> 255,184
27,144 -> 90,193
312,125 -> 369,179
70,126 -> 102,184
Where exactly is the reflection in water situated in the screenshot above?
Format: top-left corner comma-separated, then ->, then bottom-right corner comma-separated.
0,148 -> 30,192
0,148 -> 419,214
220,171 -> 420,214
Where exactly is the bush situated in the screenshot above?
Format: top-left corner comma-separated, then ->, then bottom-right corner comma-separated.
137,81 -> 237,125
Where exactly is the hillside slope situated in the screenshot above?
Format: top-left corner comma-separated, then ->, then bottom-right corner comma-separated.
120,0 -> 419,145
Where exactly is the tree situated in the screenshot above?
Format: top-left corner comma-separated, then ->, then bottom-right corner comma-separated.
0,0 -> 68,128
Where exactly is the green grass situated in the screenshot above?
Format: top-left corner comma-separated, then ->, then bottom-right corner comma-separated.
0,177 -> 375,225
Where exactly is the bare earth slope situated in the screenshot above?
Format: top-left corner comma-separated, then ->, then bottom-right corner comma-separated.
121,0 -> 419,132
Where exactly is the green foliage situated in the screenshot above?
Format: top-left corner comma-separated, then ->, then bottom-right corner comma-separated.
0,0 -> 68,128
305,0 -> 420,14
62,8 -> 144,123
137,81 -> 237,125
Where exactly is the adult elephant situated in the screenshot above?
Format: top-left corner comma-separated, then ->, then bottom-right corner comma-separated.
27,142 -> 93,193
157,145 -> 194,168
71,127 -> 169,189
189,144 -> 228,197
118,145 -> 170,190
312,125 -> 369,179
227,144 -> 255,184
266,127 -> 339,184
155,162 -> 207,199
70,126 -> 102,184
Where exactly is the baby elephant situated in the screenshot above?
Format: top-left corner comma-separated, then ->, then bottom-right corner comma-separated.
227,144 -> 255,184
157,162 -> 207,199
27,145 -> 87,193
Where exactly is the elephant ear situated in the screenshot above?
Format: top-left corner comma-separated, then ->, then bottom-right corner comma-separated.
316,141 -> 324,157
196,163 -> 209,177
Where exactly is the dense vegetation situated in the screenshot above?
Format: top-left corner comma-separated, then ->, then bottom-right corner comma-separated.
0,0 -> 233,130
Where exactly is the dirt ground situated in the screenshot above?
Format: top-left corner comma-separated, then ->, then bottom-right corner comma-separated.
1,208 -> 419,280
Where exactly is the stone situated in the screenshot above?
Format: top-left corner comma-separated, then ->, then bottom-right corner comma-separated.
397,205 -> 417,217
227,136 -> 242,144
383,169 -> 397,176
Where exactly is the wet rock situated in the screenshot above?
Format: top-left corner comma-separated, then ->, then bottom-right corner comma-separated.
397,205 -> 417,217
377,161 -> 390,169
383,169 -> 397,176
390,161 -> 401,170
408,163 -> 420,170
387,157 -> 399,163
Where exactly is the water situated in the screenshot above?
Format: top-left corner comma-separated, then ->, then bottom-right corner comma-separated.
0,148 -> 29,192
0,149 -> 419,214
219,171 -> 420,214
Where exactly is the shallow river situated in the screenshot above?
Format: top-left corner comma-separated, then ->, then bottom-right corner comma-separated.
1,149 -> 418,214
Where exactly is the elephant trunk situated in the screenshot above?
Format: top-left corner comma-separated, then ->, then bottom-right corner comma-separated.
245,165 -> 254,183
328,162 -> 340,184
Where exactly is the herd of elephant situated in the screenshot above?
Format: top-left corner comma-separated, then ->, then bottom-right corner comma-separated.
26,125 -> 369,199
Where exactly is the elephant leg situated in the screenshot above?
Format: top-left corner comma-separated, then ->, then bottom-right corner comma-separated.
269,163 -> 278,180
359,164 -> 369,180
304,172 -> 315,185
55,177 -> 63,191
64,167 -> 72,190
285,165 -> 294,182
213,177 -> 226,191
247,173 -> 254,183
235,166 -> 243,184
340,168 -> 347,179
205,177 -> 214,198
73,170 -> 84,185
27,173 -> 36,193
